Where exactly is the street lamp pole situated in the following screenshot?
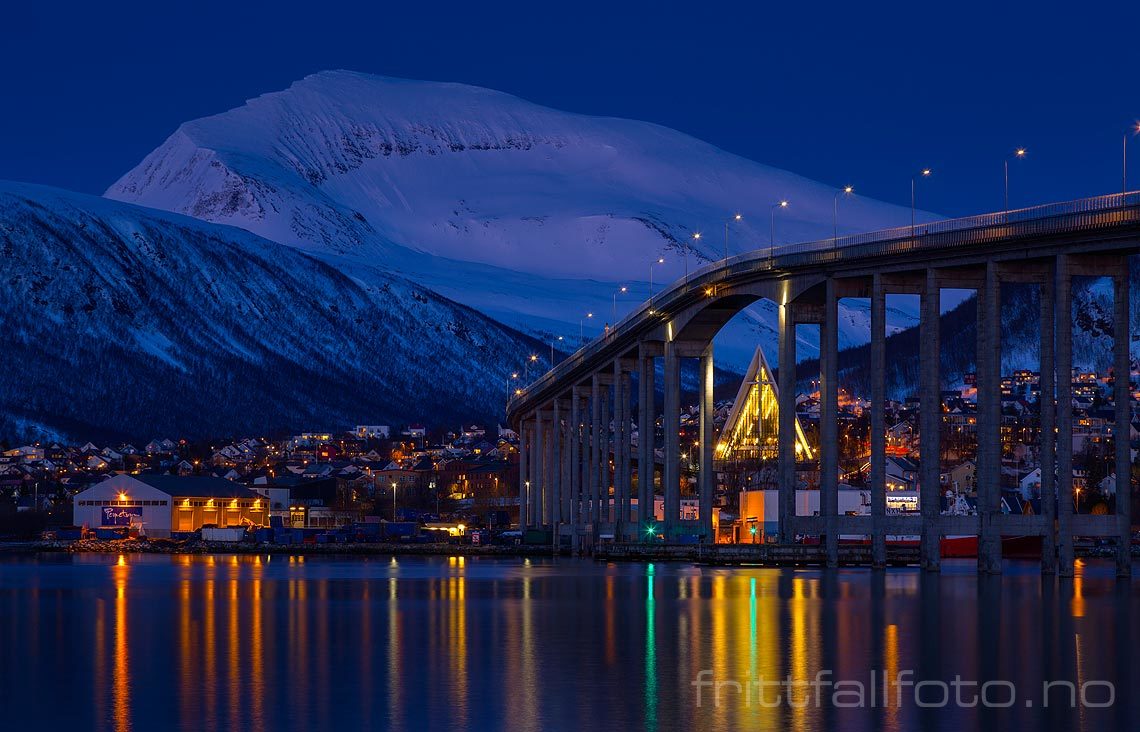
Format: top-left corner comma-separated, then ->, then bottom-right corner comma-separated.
1004,148 -> 1026,213
611,286 -> 627,324
833,186 -> 853,249
391,481 -> 398,521
911,168 -> 931,237
550,335 -> 563,363
687,233 -> 700,278
769,200 -> 788,260
524,353 -> 537,381
648,256 -> 664,302
580,312 -> 593,343
724,213 -> 742,267
1125,123 -> 1140,197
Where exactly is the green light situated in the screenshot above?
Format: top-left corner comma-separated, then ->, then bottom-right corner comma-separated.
749,526 -> 758,535
645,524 -> 657,535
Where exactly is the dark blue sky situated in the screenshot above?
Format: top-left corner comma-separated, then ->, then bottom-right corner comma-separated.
2,0 -> 1137,217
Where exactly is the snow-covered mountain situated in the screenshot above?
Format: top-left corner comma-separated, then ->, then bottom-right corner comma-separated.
0,181 -> 544,442
106,71 -> 939,369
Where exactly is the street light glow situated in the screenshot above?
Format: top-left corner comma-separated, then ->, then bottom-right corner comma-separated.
692,232 -> 701,240
1015,148 -> 1026,157
843,185 -> 854,194
779,200 -> 788,207
922,168 -> 932,176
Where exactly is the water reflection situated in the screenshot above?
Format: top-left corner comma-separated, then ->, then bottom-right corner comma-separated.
0,555 -> 1135,732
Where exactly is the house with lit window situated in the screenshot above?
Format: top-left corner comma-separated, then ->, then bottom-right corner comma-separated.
72,474 -> 267,537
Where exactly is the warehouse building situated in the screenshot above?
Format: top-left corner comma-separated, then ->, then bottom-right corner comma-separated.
73,474 -> 267,538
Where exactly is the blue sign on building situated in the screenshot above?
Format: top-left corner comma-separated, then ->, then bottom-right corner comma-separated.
102,506 -> 142,526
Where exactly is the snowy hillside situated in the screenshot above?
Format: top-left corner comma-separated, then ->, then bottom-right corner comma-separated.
0,182 -> 545,442
106,71 -> 938,368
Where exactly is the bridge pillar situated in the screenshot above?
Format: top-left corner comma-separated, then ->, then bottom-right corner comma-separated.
538,410 -> 551,526
518,416 -> 529,528
920,269 -> 942,572
870,274 -> 887,567
1055,255 -> 1075,576
600,381 -> 611,526
552,400 -> 563,531
663,340 -> 681,539
1113,265 -> 1131,578
777,301 -> 797,544
699,343 -> 715,543
1039,266 -> 1057,574
613,360 -> 630,539
590,375 -> 602,528
977,261 -> 1003,574
570,388 -> 582,540
821,279 -> 839,567
621,369 -> 634,535
638,342 -> 659,537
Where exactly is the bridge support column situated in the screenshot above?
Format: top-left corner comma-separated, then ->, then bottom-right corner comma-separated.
590,375 -> 602,529
1056,255 -> 1075,576
821,279 -> 839,567
614,361 -> 630,539
1113,265 -> 1131,578
777,301 -> 797,544
977,261 -> 1002,574
870,275 -> 887,567
538,410 -> 551,526
600,382 -> 611,526
518,417 -> 529,528
1040,267 -> 1057,574
570,388 -> 582,544
699,343 -> 715,543
663,340 -> 681,539
638,343 -> 658,536
920,269 -> 942,572
552,400 -> 563,532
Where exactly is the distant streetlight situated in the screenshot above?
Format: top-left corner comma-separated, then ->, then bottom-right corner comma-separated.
833,186 -> 853,248
724,213 -> 742,266
580,312 -> 594,343
687,233 -> 700,278
769,200 -> 789,260
1005,148 -> 1026,212
391,481 -> 398,520
612,286 -> 628,324
911,168 -> 931,236
524,353 -> 538,380
550,335 -> 563,363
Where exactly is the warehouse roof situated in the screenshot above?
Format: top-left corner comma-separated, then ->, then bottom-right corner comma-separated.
133,475 -> 261,499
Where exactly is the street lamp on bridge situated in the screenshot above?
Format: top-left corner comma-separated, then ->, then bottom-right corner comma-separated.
724,213 -> 742,266
524,353 -> 538,380
911,168 -> 932,236
833,186 -> 853,248
612,286 -> 628,325
769,200 -> 788,260
1005,148 -> 1026,213
648,256 -> 665,312
1124,122 -> 1140,196
550,335 -> 563,364
580,312 -> 594,343
687,232 -> 700,277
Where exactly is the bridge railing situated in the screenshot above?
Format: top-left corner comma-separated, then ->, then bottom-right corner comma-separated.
510,191 -> 1140,413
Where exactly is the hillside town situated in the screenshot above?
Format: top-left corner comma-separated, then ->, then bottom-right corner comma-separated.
0,363 -> 1137,544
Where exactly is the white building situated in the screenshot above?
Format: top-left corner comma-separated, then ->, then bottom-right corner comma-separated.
354,425 -> 391,439
73,474 -> 267,538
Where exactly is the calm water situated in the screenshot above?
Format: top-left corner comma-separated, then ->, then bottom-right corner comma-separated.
0,553 -> 1136,732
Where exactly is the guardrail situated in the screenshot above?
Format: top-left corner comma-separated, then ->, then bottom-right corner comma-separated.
509,191 -> 1140,416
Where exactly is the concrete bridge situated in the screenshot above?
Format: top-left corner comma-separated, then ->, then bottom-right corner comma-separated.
507,193 -> 1139,576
